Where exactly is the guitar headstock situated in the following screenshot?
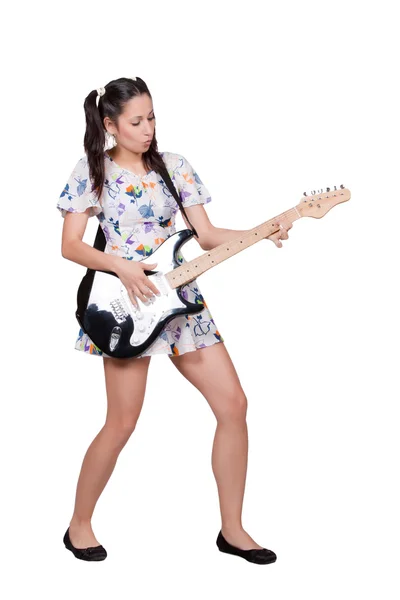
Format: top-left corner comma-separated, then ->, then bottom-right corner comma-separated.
296,185 -> 351,218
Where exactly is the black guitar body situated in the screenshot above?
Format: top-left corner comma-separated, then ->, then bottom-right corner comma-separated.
76,229 -> 205,358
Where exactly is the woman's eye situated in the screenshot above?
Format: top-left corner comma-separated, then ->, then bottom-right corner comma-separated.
132,116 -> 156,126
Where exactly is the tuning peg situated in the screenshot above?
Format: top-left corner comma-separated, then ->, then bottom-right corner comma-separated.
340,184 -> 344,189
334,185 -> 337,191
326,187 -> 330,192
303,191 -> 307,196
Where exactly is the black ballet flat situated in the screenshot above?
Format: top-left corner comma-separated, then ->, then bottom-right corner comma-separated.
63,527 -> 107,561
216,530 -> 277,564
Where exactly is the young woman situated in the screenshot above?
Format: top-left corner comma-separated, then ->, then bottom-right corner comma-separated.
58,76 -> 292,564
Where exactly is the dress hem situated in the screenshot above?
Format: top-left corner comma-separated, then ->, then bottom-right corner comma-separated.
74,338 -> 225,359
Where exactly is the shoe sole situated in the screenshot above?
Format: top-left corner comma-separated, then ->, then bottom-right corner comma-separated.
217,544 -> 277,564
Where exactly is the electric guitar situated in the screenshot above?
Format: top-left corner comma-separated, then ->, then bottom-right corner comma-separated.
76,185 -> 351,358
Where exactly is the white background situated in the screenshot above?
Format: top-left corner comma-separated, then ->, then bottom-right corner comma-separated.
1,0 -> 399,598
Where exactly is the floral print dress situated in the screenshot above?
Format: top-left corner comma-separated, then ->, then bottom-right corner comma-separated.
57,150 -> 224,359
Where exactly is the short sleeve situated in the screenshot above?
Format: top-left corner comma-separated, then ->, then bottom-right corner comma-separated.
57,156 -> 102,218
172,154 -> 212,208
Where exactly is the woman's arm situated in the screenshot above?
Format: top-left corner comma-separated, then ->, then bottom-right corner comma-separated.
180,205 -> 291,251
61,211 -> 123,273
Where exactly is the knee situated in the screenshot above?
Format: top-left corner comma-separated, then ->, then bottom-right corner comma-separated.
104,414 -> 139,448
218,391 -> 248,424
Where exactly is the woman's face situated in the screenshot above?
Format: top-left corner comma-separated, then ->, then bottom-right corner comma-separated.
105,94 -> 155,153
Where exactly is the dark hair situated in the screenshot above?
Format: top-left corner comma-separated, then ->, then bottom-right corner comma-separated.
83,76 -> 165,203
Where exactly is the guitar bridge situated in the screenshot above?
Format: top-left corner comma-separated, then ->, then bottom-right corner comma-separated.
110,298 -> 129,323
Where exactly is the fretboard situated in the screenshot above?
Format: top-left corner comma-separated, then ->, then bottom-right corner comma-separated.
165,206 -> 302,289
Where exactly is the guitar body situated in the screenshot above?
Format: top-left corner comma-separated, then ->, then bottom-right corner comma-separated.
76,229 -> 205,359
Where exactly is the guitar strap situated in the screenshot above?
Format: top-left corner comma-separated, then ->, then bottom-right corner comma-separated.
92,157 -> 198,252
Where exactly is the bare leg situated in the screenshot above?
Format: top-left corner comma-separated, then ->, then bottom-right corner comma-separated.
169,342 -> 264,550
68,355 -> 151,548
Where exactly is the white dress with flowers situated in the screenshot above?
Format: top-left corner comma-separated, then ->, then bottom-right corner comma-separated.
57,151 -> 224,359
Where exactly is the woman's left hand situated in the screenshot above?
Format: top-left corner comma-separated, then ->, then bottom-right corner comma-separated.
265,219 -> 293,248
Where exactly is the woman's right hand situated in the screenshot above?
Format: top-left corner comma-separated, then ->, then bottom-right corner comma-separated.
115,259 -> 160,309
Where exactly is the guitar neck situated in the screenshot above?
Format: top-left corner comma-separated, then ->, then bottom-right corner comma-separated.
165,206 -> 302,289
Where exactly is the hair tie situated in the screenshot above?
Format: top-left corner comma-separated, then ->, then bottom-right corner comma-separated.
95,87 -> 105,107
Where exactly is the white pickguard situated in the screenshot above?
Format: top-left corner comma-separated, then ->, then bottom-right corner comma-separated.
123,269 -> 187,346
